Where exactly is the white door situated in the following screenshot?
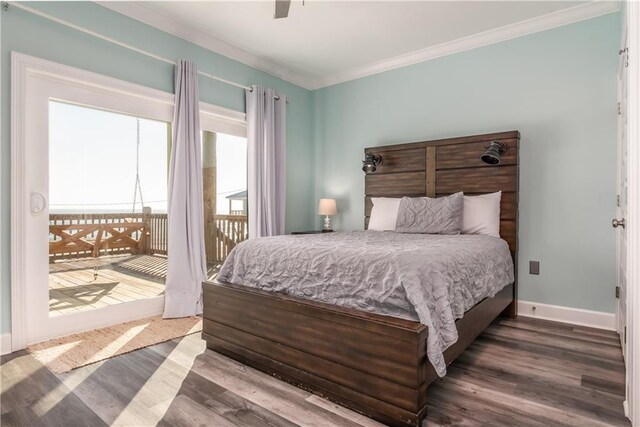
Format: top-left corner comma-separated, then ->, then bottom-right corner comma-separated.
13,54 -> 175,346
615,32 -> 629,357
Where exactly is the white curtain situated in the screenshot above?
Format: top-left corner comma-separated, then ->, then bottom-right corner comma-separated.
246,85 -> 287,238
164,60 -> 207,318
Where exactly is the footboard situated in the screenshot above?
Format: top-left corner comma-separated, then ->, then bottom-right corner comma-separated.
202,281 -> 514,426
203,280 -> 429,426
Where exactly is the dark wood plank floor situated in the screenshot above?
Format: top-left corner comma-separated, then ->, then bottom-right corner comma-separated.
1,317 -> 629,426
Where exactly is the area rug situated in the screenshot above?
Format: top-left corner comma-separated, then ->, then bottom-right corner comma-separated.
27,315 -> 202,373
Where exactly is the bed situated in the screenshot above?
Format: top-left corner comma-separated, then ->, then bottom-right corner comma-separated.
202,130 -> 520,426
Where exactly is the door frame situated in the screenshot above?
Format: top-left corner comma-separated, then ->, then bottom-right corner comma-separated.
624,1 -> 640,424
616,23 -> 628,353
10,52 -> 246,350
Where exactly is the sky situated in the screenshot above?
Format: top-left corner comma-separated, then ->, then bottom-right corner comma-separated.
49,101 -> 247,215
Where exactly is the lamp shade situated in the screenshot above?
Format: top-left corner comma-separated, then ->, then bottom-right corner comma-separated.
318,198 -> 337,216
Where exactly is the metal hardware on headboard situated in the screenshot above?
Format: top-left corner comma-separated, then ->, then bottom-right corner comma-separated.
481,141 -> 507,165
362,154 -> 383,174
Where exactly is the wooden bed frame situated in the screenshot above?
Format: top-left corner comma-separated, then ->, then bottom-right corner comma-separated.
203,130 -> 520,426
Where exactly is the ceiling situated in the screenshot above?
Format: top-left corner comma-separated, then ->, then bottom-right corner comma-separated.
101,1 -> 617,89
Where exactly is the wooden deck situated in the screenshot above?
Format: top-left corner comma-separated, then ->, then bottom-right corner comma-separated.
49,255 -> 220,317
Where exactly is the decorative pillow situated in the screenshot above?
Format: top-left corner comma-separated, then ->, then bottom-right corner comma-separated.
368,197 -> 401,231
462,191 -> 502,238
395,193 -> 464,234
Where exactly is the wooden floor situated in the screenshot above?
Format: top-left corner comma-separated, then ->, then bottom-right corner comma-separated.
0,317 -> 629,426
49,255 -> 221,316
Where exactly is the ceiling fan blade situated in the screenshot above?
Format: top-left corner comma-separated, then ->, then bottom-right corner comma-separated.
274,0 -> 291,19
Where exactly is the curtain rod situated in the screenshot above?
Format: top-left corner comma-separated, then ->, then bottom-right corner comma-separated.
5,2 -> 285,100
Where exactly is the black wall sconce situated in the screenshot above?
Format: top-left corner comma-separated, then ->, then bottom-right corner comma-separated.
481,141 -> 506,165
362,154 -> 382,173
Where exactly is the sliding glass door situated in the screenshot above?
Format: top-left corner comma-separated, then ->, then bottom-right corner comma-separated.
48,101 -> 170,317
19,62 -> 174,345
14,54 -> 247,347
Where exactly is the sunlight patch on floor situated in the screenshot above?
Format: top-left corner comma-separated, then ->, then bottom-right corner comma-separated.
110,336 -> 205,426
88,323 -> 147,364
33,361 -> 103,417
27,316 -> 201,373
0,354 -> 42,392
30,326 -> 143,418
28,340 -> 81,366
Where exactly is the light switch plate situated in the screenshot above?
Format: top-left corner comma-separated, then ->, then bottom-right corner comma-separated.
529,261 -> 540,275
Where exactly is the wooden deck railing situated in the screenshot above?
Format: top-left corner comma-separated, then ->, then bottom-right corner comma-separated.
149,213 -> 169,255
209,214 -> 249,262
49,212 -> 247,262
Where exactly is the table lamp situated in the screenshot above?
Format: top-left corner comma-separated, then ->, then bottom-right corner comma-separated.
318,199 -> 337,232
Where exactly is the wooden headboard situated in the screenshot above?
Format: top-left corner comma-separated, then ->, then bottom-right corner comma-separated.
364,131 -> 519,254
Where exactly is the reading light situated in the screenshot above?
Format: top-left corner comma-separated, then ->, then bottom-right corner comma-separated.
481,141 -> 506,165
362,154 -> 382,173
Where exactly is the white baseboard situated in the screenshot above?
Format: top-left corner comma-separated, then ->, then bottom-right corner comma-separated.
1,333 -> 12,355
518,300 -> 616,331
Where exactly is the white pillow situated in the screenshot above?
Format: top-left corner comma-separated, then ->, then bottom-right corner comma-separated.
462,192 -> 502,238
368,197 -> 401,231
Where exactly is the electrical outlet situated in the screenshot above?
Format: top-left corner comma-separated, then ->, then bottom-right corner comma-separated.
529,261 -> 540,275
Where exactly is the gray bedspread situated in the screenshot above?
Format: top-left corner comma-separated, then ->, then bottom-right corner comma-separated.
217,230 -> 514,376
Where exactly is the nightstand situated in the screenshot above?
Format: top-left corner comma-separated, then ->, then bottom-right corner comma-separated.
291,230 -> 334,235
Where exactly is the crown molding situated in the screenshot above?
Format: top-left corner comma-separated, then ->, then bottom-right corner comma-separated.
96,1 -> 316,90
97,1 -> 619,92
311,1 -> 621,90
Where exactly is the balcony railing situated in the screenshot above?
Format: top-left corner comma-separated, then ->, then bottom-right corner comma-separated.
208,214 -> 248,262
49,212 -> 248,263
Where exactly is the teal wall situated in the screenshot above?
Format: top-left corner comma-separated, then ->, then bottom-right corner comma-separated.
313,13 -> 621,313
0,2 -> 315,334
